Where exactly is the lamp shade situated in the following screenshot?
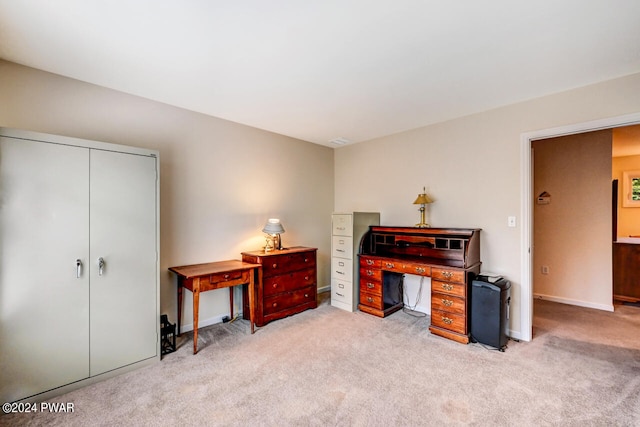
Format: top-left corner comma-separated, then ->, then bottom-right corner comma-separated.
413,188 -> 433,205
262,218 -> 285,234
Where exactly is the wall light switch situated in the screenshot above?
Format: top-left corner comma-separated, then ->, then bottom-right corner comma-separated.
508,216 -> 516,227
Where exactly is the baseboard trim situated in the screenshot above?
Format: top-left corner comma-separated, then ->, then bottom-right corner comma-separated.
533,293 -> 614,312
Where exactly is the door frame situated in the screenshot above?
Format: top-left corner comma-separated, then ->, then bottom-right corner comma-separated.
519,112 -> 640,342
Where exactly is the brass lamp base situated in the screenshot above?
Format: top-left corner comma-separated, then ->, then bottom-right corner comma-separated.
415,206 -> 430,228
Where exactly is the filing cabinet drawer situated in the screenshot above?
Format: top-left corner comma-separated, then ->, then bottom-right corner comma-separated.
332,257 -> 353,281
331,278 -> 353,304
431,292 -> 465,315
332,214 -> 353,236
332,235 -> 353,259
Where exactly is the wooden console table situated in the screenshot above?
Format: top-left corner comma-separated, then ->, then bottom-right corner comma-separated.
168,260 -> 262,354
358,226 -> 481,344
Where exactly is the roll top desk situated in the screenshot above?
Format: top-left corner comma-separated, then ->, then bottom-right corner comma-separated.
358,226 -> 481,344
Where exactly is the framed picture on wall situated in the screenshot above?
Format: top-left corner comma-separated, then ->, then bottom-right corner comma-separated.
622,170 -> 640,207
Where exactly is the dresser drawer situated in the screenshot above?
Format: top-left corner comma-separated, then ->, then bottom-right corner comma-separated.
379,259 -> 430,276
263,268 -> 316,297
360,291 -> 384,310
332,257 -> 353,281
431,292 -> 465,315
262,252 -> 316,277
359,277 -> 382,296
332,214 -> 353,236
431,309 -> 466,334
431,267 -> 465,283
359,267 -> 382,282
332,236 -> 353,259
360,257 -> 381,268
264,285 -> 316,315
331,278 -> 353,304
432,279 -> 466,298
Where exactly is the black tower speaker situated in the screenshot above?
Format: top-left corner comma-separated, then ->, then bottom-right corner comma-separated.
471,276 -> 511,351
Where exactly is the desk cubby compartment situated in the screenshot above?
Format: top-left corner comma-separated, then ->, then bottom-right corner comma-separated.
435,238 -> 463,250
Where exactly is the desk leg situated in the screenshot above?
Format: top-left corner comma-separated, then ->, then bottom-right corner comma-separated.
229,287 -> 234,319
192,277 -> 200,355
177,278 -> 183,336
248,267 -> 259,334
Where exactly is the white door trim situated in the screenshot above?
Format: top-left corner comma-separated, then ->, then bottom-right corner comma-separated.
520,112 -> 640,342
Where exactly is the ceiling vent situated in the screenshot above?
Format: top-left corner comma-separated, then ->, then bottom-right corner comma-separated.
329,137 -> 351,146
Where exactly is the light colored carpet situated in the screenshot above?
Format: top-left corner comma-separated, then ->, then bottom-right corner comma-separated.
2,294 -> 639,426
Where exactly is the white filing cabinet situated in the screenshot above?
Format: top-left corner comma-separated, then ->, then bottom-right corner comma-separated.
0,128 -> 159,403
331,212 -> 380,312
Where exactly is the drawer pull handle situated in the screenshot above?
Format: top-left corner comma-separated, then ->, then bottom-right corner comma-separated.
304,258 -> 308,262
338,283 -> 344,289
442,316 -> 453,325
339,262 -> 345,267
272,263 -> 278,268
304,276 -> 309,280
336,292 -> 344,297
337,227 -> 345,230
273,283 -> 278,288
272,303 -> 278,308
366,259 -> 374,265
336,270 -> 344,275
441,271 -> 453,279
442,299 -> 453,307
337,249 -> 345,252
367,282 -> 374,289
305,294 -> 309,298
385,262 -> 394,268
224,274 -> 230,279
442,283 -> 454,291
367,297 -> 374,303
366,270 -> 374,276
415,267 -> 426,274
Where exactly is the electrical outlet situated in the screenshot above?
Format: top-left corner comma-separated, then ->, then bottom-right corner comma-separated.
541,266 -> 549,275
508,216 -> 516,227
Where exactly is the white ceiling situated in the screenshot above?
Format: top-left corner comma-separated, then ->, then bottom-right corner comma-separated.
1,1 -> 640,147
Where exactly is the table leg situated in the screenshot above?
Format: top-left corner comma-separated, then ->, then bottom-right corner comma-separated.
177,278 -> 183,336
192,277 -> 200,354
248,267 -> 259,334
229,287 -> 234,319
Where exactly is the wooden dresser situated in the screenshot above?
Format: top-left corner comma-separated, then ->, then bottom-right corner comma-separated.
358,226 -> 481,344
242,246 -> 317,327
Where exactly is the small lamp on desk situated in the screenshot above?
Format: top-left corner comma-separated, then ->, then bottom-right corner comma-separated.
413,187 -> 433,228
262,218 -> 285,252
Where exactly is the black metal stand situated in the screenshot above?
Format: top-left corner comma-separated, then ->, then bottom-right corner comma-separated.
160,314 -> 176,356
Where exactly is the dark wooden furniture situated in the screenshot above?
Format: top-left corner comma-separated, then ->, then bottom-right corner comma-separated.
358,226 -> 481,344
168,260 -> 261,354
613,240 -> 640,303
241,246 -> 317,327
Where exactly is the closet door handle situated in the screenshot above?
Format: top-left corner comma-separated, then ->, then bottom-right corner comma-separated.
98,257 -> 105,276
76,259 -> 83,278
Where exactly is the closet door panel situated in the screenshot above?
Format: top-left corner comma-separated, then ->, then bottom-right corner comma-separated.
89,150 -> 157,376
0,137 -> 90,402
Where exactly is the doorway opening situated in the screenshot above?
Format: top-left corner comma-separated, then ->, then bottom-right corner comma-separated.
520,112 -> 640,342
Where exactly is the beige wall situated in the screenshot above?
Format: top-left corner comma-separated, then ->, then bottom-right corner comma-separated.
532,131 -> 612,309
335,72 -> 640,338
0,60 -> 334,330
613,155 -> 640,237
